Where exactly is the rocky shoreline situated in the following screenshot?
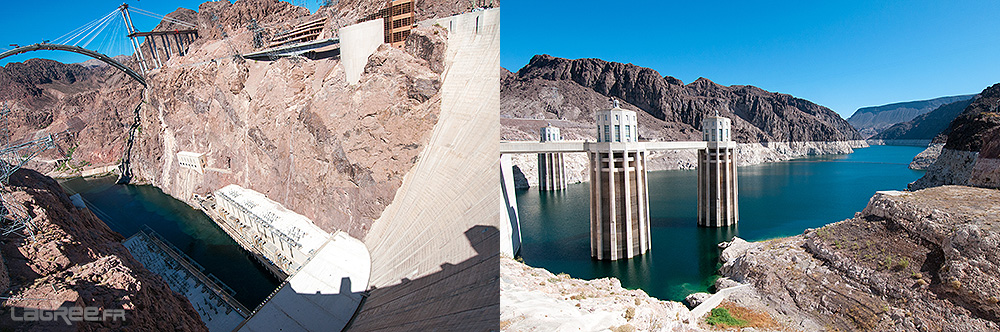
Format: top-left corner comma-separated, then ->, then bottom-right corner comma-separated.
503,184 -> 1000,331
717,186 -> 1000,331
501,256 -> 699,331
865,139 -> 933,146
908,143 -> 944,170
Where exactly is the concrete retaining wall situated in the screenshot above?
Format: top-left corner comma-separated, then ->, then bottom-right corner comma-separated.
339,18 -> 384,84
501,154 -> 522,257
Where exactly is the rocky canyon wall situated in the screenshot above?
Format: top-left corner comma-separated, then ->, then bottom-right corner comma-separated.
502,55 -> 869,188
911,83 -> 1000,190
0,58 -> 144,174
127,1 -> 447,239
0,169 -> 206,331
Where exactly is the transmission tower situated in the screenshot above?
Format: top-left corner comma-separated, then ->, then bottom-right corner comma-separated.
0,106 -> 60,241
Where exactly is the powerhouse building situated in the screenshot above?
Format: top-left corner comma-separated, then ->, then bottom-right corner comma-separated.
213,185 -> 330,275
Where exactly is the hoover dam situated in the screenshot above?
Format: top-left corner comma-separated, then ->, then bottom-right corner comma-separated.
0,0 -> 499,330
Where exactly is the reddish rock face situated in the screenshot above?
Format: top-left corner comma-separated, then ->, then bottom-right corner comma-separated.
0,169 -> 206,331
503,54 -> 863,144
4,0 -> 448,239
125,2 -> 447,239
0,57 -> 144,172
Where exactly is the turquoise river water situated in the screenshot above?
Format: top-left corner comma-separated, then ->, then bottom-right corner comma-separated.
514,145 -> 927,302
59,177 -> 281,309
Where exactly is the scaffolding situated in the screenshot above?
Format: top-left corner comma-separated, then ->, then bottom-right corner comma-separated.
0,106 -> 60,240
361,0 -> 415,48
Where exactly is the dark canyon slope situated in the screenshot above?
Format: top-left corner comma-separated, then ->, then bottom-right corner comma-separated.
502,54 -> 862,144
910,82 -> 1000,190
847,94 -> 975,138
0,58 -> 143,171
503,55 -> 866,187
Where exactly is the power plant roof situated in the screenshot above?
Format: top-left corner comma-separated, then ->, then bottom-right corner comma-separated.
215,184 -> 330,255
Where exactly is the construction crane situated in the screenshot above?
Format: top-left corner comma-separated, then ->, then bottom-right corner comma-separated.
0,106 -> 62,240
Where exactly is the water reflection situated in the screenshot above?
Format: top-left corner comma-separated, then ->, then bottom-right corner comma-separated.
60,176 -> 281,308
515,145 -> 926,301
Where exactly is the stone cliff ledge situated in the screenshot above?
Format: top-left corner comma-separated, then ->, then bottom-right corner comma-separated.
718,186 -> 1000,331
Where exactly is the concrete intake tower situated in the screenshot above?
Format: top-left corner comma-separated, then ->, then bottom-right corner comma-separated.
499,101 -> 742,261
697,113 -> 739,227
588,103 -> 651,260
538,125 -> 567,191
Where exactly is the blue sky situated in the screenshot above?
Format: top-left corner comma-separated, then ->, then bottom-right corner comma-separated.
501,0 -> 1000,118
0,0 -> 322,66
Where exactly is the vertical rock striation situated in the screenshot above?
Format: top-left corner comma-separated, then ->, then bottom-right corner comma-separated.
127,1 -> 448,239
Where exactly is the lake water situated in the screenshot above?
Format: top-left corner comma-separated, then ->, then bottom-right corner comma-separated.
514,145 -> 926,302
59,177 -> 281,309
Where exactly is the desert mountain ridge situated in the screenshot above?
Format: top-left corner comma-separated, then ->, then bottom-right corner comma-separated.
848,94 -> 976,138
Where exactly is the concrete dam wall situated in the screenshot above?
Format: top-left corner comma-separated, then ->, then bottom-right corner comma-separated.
234,8 -> 500,331
350,8 -> 500,331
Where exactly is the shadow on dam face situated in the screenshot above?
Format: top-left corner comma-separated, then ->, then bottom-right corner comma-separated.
347,224 -> 500,331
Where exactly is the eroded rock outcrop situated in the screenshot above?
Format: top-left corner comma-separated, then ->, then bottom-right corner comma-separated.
0,169 -> 206,331
719,186 -> 1000,331
126,1 -> 447,238
0,58 -> 144,174
909,143 -> 944,170
505,55 -> 862,143
501,256 -> 697,331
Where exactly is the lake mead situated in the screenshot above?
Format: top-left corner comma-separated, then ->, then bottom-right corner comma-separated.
514,145 -> 926,302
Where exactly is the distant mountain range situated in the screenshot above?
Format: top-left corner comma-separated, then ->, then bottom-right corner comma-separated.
502,54 -> 862,144
847,94 -> 976,138
870,98 -> 975,142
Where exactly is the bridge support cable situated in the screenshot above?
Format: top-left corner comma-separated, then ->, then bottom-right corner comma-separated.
75,11 -> 119,50
119,4 -> 149,73
51,9 -> 119,46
